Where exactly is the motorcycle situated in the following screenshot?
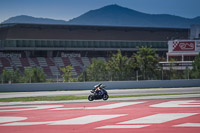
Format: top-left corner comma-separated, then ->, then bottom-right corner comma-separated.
88,85 -> 109,101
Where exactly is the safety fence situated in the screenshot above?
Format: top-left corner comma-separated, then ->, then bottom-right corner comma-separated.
0,79 -> 199,92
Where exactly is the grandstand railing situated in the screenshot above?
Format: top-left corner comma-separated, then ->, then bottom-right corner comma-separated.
0,40 -> 168,50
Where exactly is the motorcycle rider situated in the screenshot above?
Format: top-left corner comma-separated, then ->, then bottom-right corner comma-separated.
88,83 -> 108,101
92,83 -> 103,95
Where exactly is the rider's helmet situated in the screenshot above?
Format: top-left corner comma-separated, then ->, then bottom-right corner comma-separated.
94,83 -> 102,89
100,84 -> 106,89
97,83 -> 102,88
94,85 -> 98,89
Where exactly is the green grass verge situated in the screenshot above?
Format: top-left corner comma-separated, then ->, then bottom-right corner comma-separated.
0,93 -> 199,102
0,95 -> 87,102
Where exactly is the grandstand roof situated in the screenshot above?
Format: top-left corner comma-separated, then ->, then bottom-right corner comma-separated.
0,23 -> 189,41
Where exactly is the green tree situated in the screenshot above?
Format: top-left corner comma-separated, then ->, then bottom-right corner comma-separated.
184,66 -> 190,80
106,50 -> 130,80
23,67 -> 46,83
129,54 -> 142,80
134,46 -> 158,80
1,69 -> 23,83
1,69 -> 12,83
85,58 -> 107,81
169,68 -> 180,80
23,68 -> 33,83
191,53 -> 200,79
12,69 -> 22,83
31,67 -> 46,82
60,65 -> 73,82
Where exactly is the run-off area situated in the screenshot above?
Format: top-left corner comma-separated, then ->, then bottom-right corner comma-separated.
0,99 -> 200,133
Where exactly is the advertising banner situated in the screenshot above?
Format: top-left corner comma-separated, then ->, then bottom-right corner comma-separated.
168,40 -> 200,53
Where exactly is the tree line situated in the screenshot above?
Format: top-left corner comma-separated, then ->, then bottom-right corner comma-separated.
66,47 -> 200,82
1,47 -> 200,83
0,67 -> 46,84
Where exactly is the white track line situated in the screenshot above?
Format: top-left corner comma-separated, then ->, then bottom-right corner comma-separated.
0,117 -> 27,123
96,125 -> 149,129
174,123 -> 200,127
49,114 -> 126,125
52,102 -> 145,110
150,100 -> 200,107
119,113 -> 198,124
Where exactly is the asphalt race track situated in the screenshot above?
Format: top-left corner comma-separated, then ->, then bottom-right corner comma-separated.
1,87 -> 200,98
0,98 -> 200,133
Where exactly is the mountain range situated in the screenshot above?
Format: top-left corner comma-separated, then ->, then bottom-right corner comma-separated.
2,4 -> 200,28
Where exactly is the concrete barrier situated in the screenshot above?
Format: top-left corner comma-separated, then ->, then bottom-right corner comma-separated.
0,79 -> 200,92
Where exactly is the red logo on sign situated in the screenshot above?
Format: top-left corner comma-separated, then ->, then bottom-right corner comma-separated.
173,41 -> 195,51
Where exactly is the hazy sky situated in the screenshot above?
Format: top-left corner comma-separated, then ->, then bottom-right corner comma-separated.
0,0 -> 200,23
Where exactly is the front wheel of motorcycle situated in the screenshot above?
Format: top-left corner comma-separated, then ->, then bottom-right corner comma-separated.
103,94 -> 109,101
88,95 -> 94,101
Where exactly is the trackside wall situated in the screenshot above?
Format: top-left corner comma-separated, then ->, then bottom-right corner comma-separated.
0,80 -> 200,92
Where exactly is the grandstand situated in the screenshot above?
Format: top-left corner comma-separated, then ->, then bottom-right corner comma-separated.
0,23 -> 189,79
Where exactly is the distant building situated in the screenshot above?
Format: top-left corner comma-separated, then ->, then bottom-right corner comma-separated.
0,23 -> 190,78
0,23 -> 189,57
159,25 -> 200,71
190,24 -> 200,40
159,40 -> 200,70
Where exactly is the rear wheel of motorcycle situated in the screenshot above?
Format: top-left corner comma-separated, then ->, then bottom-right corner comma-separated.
103,94 -> 109,101
88,95 -> 94,101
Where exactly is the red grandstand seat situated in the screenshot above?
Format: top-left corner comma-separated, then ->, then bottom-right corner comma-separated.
42,66 -> 53,76
31,58 -> 40,66
74,66 -> 82,75
62,57 -> 71,66
0,57 -> 11,67
74,57 -> 84,66
0,67 -> 3,73
46,58 -> 55,66
20,58 -> 30,67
